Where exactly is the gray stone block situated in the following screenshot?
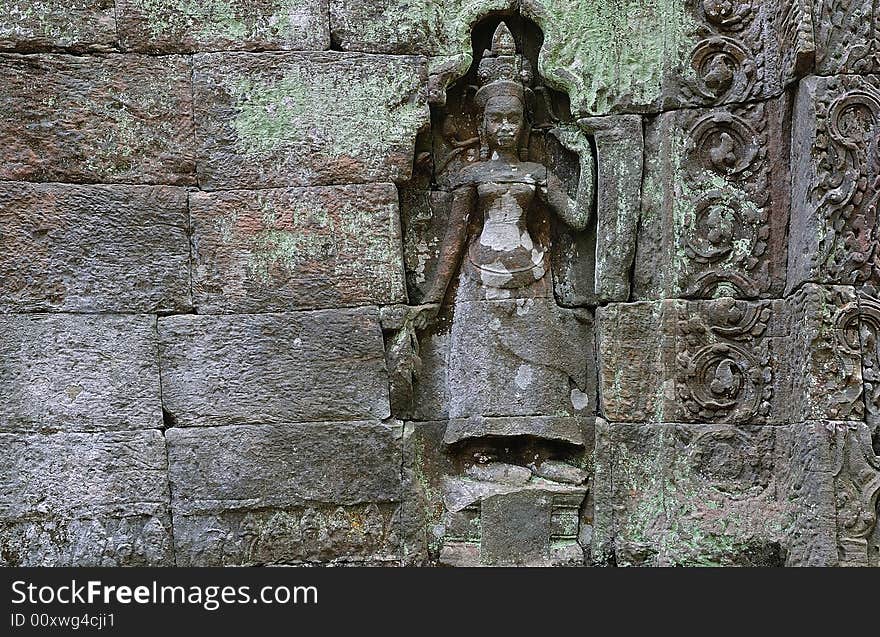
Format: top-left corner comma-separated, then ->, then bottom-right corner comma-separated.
190,183 -> 406,313
0,430 -> 172,566
158,309 -> 390,426
0,314 -> 162,433
0,182 -> 191,313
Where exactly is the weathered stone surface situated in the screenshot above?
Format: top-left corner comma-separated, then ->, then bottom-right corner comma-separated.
167,422 -> 401,511
813,0 -> 879,75
480,489 -> 553,565
444,416 -> 589,447
335,2 -> 789,115
574,115 -> 642,304
521,0 -> 683,115
634,95 -> 790,301
401,189 -> 452,306
0,183 -> 191,313
117,0 -> 330,52
191,183 -> 406,313
593,421 -> 792,566
523,0 -> 785,115
167,421 -> 401,564
783,285 -> 865,422
779,420 -> 880,567
329,0 -> 514,55
776,0 -> 816,85
859,292 -> 880,443
597,297 -> 784,424
439,476 -> 587,566
788,74 -> 880,294
0,430 -> 172,566
193,52 -> 428,189
0,0 -> 117,51
0,315 -> 162,433
466,462 -> 532,485
0,53 -> 195,185
158,309 -> 390,426
532,459 -> 587,485
400,421 -> 455,565
416,299 -> 595,423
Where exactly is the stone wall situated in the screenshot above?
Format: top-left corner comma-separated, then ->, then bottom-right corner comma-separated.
0,0 -> 878,567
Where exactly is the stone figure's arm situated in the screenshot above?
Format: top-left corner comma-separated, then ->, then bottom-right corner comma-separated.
423,184 -> 476,304
542,150 -> 595,232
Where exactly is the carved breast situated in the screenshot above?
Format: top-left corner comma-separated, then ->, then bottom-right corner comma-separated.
467,181 -> 546,289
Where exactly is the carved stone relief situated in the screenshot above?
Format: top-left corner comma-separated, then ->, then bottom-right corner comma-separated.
3,2 -> 880,568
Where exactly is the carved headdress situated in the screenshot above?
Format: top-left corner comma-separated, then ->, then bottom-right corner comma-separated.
475,22 -> 533,109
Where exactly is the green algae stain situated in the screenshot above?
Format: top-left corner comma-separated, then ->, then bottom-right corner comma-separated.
133,0 -> 316,43
214,190 -> 402,298
228,66 -> 427,164
526,0 -> 693,115
612,428 -> 789,566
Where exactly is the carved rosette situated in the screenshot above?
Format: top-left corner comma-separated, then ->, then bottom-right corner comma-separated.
686,426 -> 774,500
829,423 -> 880,566
679,104 -> 774,299
681,0 -> 766,106
811,77 -> 880,290
676,299 -> 773,424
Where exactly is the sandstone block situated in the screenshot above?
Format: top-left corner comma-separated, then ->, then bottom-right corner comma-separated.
191,183 -> 406,313
0,314 -> 162,433
592,421 -> 793,566
0,0 -> 117,51
0,430 -> 172,566
0,182 -> 190,313
117,0 -> 330,52
167,421 -> 402,565
194,52 -> 428,189
158,309 -> 390,426
0,53 -> 195,184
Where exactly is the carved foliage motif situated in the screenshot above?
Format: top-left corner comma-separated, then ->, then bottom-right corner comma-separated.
810,76 -> 880,291
829,423 -> 880,566
813,0 -> 879,74
676,298 -> 773,423
858,295 -> 880,439
178,504 -> 397,566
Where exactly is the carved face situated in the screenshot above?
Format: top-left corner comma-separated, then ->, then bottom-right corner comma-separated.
483,95 -> 525,152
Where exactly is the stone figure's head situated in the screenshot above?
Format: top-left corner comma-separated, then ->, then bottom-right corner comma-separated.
475,22 -> 533,159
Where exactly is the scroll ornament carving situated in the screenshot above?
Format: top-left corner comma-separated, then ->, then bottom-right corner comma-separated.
683,1 -> 763,105
677,299 -> 772,423
683,107 -> 772,299
812,79 -> 880,289
853,296 -> 880,435
829,423 -> 880,566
